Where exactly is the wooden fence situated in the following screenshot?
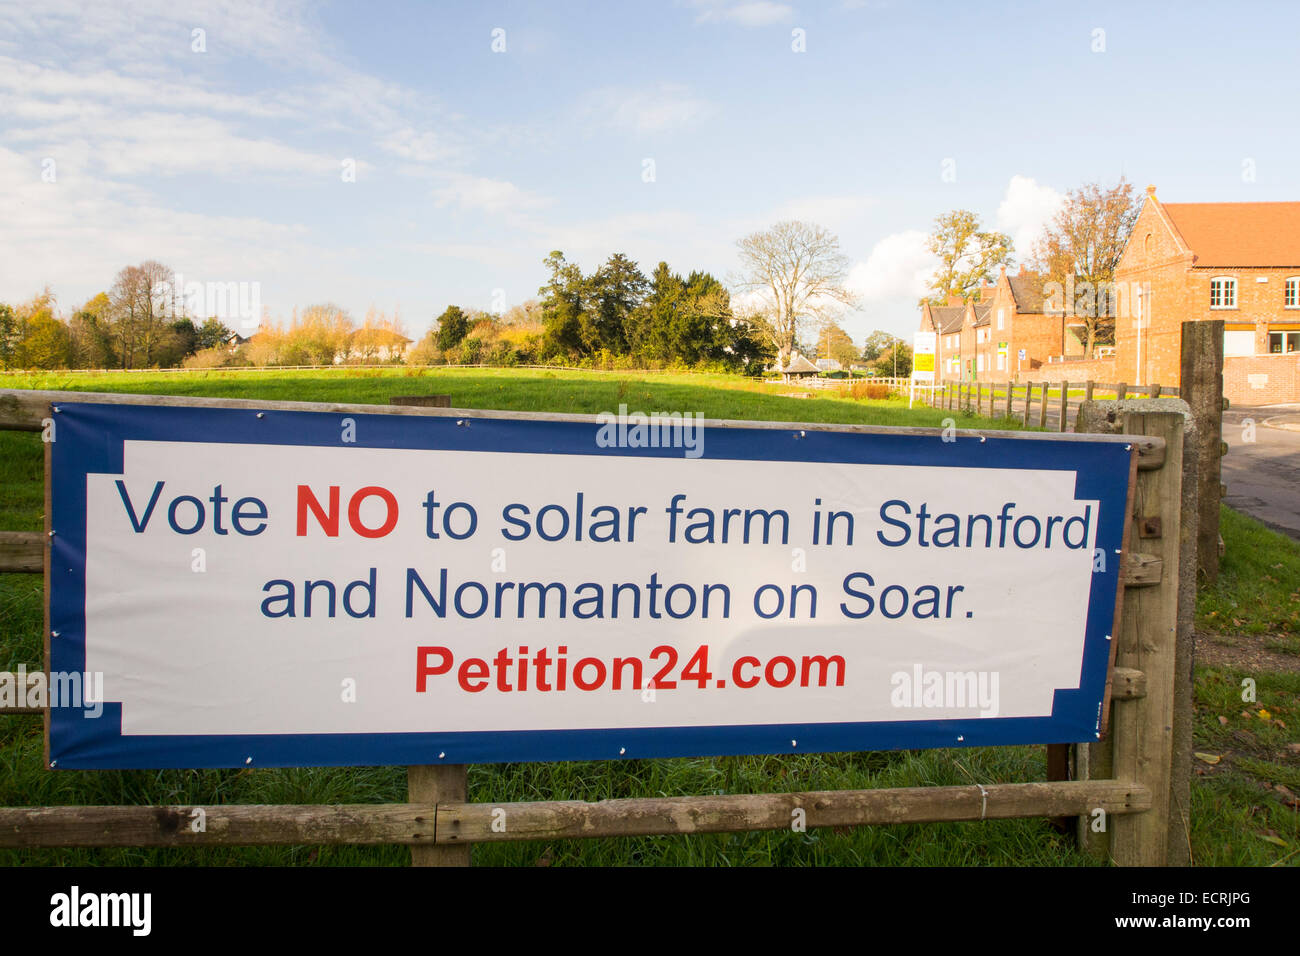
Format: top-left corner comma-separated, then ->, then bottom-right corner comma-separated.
926,380 -> 1179,432
0,388 -> 1191,866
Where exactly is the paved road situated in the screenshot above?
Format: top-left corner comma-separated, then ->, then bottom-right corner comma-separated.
1222,404 -> 1300,541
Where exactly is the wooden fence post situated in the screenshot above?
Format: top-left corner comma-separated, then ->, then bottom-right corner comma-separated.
1037,382 -> 1049,429
1180,319 -> 1224,583
1058,381 -> 1069,432
1022,384 -> 1031,427
409,766 -> 470,866
1085,381 -> 1095,402
1004,382 -> 1013,419
395,393 -> 471,867
1074,401 -> 1196,866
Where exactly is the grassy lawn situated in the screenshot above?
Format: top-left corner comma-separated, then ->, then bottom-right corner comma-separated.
1198,505 -> 1300,637
0,367 -> 1295,866
1,366 -> 1027,430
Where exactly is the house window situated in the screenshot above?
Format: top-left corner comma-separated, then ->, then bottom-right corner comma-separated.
997,309 -> 1004,330
977,355 -> 984,372
1210,277 -> 1237,309
1269,331 -> 1300,353
996,352 -> 1005,371
1286,277 -> 1300,308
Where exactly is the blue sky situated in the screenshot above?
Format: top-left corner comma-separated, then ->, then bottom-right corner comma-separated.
2,0 -> 1297,343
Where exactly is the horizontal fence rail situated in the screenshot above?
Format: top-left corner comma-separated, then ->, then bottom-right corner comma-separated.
0,781 -> 1152,848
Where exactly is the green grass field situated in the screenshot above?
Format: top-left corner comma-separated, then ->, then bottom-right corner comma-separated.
0,367 -> 1295,866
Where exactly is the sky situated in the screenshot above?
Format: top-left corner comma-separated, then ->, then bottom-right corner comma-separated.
2,0 -> 1298,344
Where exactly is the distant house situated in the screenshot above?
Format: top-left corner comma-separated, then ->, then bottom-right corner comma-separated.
919,268 -> 1069,382
918,300 -> 967,382
815,357 -> 842,372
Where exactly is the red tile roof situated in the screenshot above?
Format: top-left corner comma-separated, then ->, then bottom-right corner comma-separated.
1161,201 -> 1300,267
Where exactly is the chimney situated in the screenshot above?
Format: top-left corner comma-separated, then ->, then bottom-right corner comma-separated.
999,264 -> 1007,279
1146,184 -> 1157,196
947,294 -> 963,307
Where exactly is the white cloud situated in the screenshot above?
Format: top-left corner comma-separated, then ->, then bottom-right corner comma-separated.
845,229 -> 936,303
579,84 -> 713,136
995,175 -> 1064,264
431,174 -> 549,215
693,2 -> 795,26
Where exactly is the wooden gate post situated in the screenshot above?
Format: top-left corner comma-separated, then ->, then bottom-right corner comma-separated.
1179,319 -> 1224,583
1073,402 -> 1197,865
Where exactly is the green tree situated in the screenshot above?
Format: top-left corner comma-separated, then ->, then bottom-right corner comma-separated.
538,252 -> 588,358
583,253 -> 647,354
196,317 -> 235,351
924,211 -> 1013,305
0,303 -> 17,369
870,338 -> 912,378
435,305 -> 470,352
68,293 -> 115,368
16,316 -> 72,368
816,321 -> 859,368
860,329 -> 895,364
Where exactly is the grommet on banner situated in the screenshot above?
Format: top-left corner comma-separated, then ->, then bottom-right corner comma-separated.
438,752 -> 446,759
619,747 -> 626,755
51,630 -> 59,638
245,756 -> 253,765
256,412 -> 265,419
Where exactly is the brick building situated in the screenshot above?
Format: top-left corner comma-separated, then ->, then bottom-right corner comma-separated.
917,267 -> 1067,382
1113,186 -> 1300,398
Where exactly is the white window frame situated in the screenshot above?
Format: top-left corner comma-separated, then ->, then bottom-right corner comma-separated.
1210,276 -> 1237,309
1269,330 -> 1300,354
1285,277 -> 1300,309
997,308 -> 1004,330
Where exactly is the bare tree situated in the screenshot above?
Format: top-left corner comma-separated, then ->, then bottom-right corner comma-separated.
733,220 -> 857,367
1030,178 -> 1141,355
108,260 -> 175,368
